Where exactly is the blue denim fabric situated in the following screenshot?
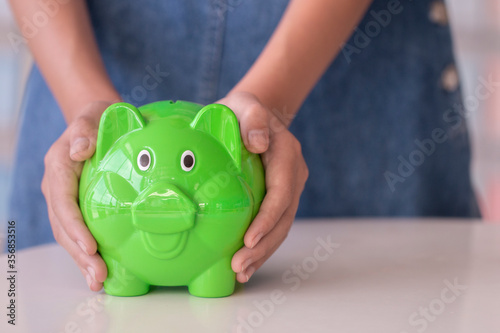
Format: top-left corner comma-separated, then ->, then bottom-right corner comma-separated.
8,0 -> 480,249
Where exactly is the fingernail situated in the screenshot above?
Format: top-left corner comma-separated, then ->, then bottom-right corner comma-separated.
85,273 -> 93,288
251,233 -> 264,248
248,130 -> 269,151
241,259 -> 253,273
70,137 -> 90,157
87,266 -> 96,281
77,240 -> 88,255
245,266 -> 256,283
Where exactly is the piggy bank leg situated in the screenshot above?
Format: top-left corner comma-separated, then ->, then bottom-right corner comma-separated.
103,256 -> 150,296
188,257 -> 235,297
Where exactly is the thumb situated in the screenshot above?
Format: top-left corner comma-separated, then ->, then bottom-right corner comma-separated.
68,100 -> 117,162
228,100 -> 270,154
245,125 -> 270,154
69,115 -> 99,162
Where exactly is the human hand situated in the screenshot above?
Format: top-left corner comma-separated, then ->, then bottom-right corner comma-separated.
41,101 -> 115,291
216,91 -> 309,283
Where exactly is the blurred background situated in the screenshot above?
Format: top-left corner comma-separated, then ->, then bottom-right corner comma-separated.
0,0 -> 499,237
446,0 -> 500,220
0,0 -> 32,237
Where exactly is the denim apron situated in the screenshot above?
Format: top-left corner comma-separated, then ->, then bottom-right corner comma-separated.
8,0 -> 480,249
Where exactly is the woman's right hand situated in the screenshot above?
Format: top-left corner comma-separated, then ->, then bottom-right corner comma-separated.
41,101 -> 114,291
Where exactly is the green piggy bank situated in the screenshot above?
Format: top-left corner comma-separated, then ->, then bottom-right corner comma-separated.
79,101 -> 265,297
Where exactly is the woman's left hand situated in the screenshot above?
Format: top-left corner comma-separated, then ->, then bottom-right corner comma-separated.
216,91 -> 309,283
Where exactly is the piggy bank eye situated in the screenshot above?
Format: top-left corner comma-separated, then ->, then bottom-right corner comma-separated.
137,150 -> 151,171
181,150 -> 195,172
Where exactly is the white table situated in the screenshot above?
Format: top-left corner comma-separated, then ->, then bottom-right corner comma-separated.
1,219 -> 499,333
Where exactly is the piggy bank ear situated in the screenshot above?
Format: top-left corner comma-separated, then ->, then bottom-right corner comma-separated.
95,103 -> 145,161
191,104 -> 242,172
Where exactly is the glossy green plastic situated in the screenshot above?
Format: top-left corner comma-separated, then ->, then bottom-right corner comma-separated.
79,100 -> 265,297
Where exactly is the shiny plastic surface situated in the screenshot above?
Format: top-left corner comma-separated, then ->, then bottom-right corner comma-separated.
79,100 -> 265,297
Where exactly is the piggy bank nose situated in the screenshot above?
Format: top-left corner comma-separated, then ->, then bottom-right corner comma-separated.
132,183 -> 196,234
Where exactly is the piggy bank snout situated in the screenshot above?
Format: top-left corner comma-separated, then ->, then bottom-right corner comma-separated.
132,183 -> 196,234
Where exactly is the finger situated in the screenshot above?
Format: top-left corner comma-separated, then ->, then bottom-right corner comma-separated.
244,182 -> 292,249
47,202 -> 107,288
234,201 -> 298,283
236,245 -> 279,284
233,193 -> 299,274
234,183 -> 302,275
47,152 -> 98,256
243,143 -> 297,248
235,240 -> 282,284
78,266 -> 104,292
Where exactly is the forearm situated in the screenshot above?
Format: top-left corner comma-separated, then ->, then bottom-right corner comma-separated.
9,0 -> 120,123
232,0 -> 372,125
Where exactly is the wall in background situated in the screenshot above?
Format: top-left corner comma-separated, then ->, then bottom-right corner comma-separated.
448,0 -> 500,220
